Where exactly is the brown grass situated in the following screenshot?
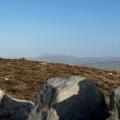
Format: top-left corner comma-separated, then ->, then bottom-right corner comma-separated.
0,58 -> 120,101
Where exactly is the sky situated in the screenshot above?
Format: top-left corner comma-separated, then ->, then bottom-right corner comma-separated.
0,0 -> 120,57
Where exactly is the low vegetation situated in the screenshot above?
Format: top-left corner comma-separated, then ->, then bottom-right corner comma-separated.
0,58 -> 120,101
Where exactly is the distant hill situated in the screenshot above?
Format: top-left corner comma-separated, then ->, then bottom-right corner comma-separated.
33,54 -> 120,70
88,61 -> 120,70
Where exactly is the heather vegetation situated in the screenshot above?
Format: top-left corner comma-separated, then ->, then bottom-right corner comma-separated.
0,58 -> 119,101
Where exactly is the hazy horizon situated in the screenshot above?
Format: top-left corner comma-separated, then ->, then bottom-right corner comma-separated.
0,0 -> 120,57
0,49 -> 120,58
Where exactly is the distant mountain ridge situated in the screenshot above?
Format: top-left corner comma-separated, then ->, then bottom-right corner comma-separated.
33,54 -> 120,70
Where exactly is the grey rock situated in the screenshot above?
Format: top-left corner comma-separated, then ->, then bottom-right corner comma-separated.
0,90 -> 34,120
29,76 -> 108,120
109,87 -> 120,120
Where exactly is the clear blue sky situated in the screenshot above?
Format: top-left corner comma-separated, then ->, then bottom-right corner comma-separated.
0,0 -> 120,57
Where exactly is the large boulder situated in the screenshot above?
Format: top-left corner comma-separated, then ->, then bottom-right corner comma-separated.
0,90 -> 34,120
29,76 -> 109,120
109,87 -> 120,120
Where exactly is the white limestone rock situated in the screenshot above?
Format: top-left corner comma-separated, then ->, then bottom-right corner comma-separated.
29,76 -> 108,120
109,87 -> 120,120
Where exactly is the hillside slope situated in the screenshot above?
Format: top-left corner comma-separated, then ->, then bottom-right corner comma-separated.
0,58 -> 120,101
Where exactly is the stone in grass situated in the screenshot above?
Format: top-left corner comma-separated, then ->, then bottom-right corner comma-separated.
0,90 -> 34,120
29,76 -> 109,120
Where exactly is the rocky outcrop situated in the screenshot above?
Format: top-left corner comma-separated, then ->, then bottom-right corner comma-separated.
108,87 -> 120,120
0,90 -> 34,120
29,76 -> 109,120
